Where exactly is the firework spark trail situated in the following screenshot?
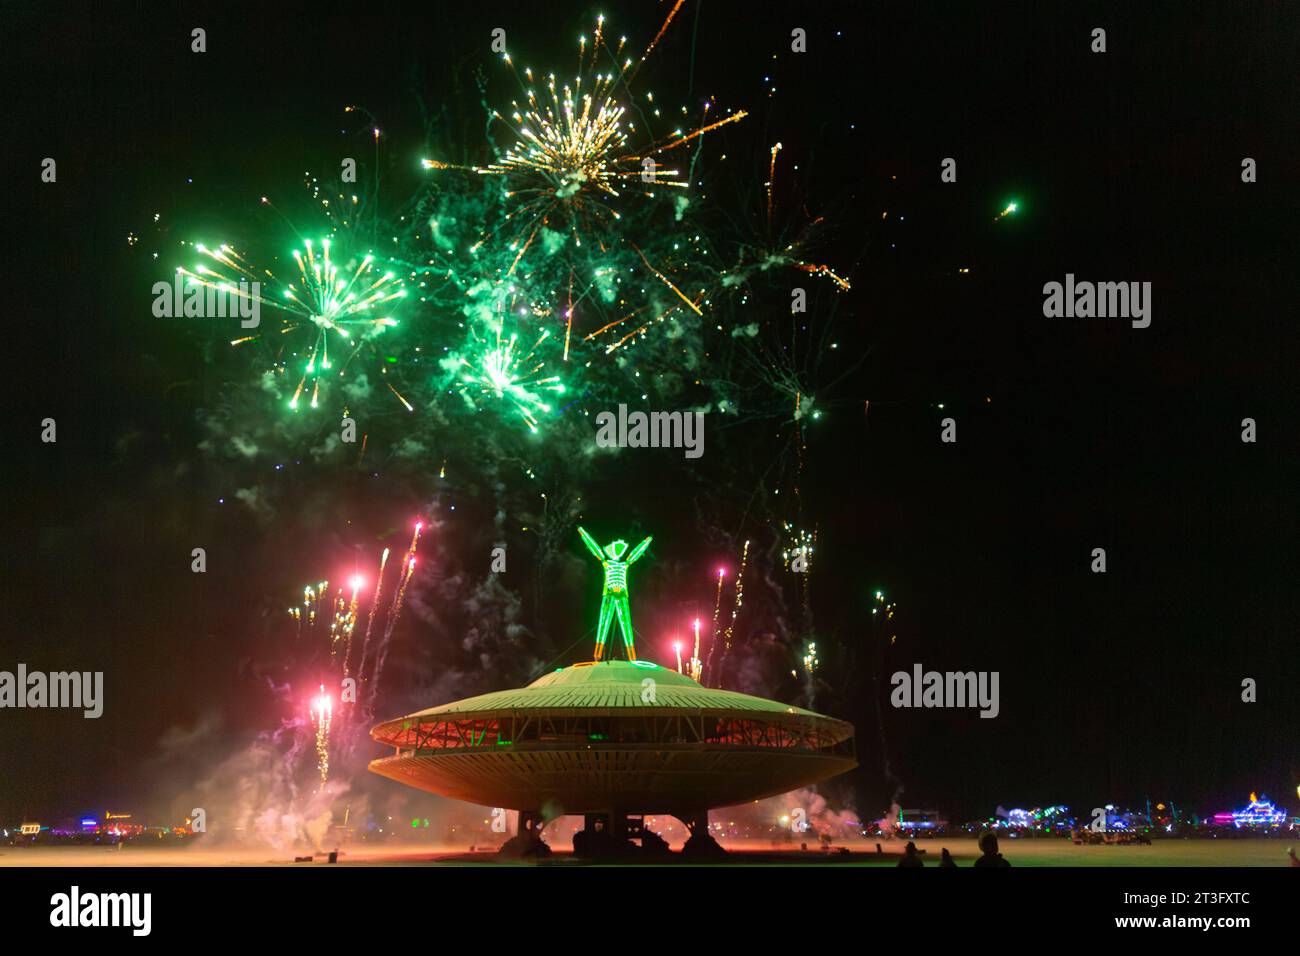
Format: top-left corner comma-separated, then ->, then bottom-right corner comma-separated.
799,640 -> 820,710
627,110 -> 748,159
632,0 -> 685,76
352,548 -> 389,680
309,684 -> 333,787
386,381 -> 414,412
766,142 -> 783,230
176,244 -> 278,307
364,524 -> 423,713
782,521 -> 817,623
631,243 -> 703,316
717,539 -> 750,685
366,556 -> 416,714
701,567 -> 725,684
585,157 -> 849,357
339,588 -> 354,656
563,269 -> 574,361
802,527 -> 816,619
703,543 -> 749,689
333,579 -> 363,667
689,617 -> 703,682
588,246 -> 849,357
289,581 -> 329,641
869,592 -> 904,816
582,304 -> 650,342
791,261 -> 851,291
711,568 -> 725,632
588,243 -> 704,354
392,522 -> 418,606
289,594 -> 304,641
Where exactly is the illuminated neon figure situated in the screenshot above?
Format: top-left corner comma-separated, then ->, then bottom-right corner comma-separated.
578,527 -> 652,661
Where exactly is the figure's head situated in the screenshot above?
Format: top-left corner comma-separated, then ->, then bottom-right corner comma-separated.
603,539 -> 628,560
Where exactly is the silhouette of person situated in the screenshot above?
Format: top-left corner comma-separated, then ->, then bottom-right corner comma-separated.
897,840 -> 924,867
973,831 -> 1011,867
940,847 -> 958,867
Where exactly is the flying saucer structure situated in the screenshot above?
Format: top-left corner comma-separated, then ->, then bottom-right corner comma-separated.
369,659 -> 856,818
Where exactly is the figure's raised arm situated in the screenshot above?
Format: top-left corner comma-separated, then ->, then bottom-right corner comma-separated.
627,535 -> 653,564
578,526 -> 605,561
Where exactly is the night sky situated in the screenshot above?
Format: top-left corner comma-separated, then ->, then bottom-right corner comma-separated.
4,1 -> 1297,829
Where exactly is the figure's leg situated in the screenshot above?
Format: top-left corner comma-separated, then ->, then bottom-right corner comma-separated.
613,594 -> 635,660
594,595 -> 614,660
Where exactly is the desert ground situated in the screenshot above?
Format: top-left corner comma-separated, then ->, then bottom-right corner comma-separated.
0,837 -> 1291,867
